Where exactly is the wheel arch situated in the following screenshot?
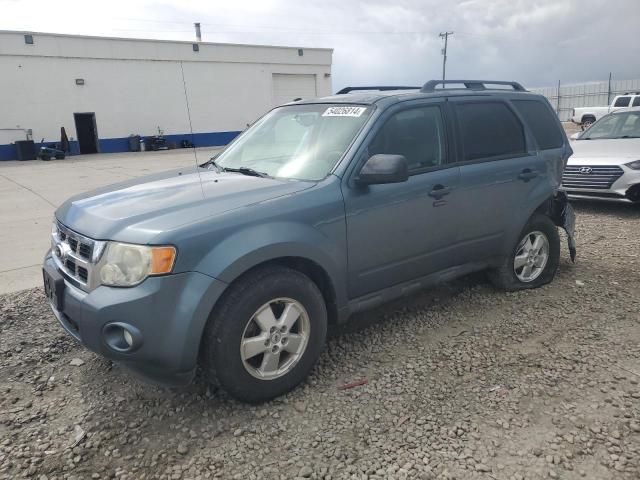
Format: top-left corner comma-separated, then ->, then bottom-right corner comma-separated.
222,256 -> 341,326
581,114 -> 596,124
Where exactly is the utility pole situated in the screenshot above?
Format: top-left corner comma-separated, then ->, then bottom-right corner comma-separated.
439,31 -> 453,83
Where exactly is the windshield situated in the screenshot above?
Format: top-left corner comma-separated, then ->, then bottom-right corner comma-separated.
582,111 -> 640,140
213,104 -> 372,180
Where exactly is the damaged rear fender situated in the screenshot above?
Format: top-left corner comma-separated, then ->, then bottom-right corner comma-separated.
549,191 -> 576,262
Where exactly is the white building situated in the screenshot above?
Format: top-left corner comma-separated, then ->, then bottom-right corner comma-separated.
0,31 -> 333,160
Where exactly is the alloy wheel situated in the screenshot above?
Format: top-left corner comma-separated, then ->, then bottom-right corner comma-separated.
514,230 -> 550,282
240,298 -> 310,380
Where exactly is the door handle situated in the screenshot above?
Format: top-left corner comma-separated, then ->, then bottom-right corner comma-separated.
518,169 -> 538,181
428,184 -> 451,199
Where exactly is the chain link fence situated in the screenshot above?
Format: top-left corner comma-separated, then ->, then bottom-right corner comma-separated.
529,78 -> 640,121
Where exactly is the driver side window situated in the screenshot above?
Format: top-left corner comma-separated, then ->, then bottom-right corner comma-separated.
368,105 -> 446,172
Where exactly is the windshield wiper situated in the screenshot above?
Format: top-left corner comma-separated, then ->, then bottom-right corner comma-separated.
617,135 -> 640,139
200,156 -> 270,178
224,166 -> 271,178
199,155 -> 224,172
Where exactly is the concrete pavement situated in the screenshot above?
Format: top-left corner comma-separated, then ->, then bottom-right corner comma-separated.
0,147 -> 220,294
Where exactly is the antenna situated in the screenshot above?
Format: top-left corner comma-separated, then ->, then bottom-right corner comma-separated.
179,61 -> 206,198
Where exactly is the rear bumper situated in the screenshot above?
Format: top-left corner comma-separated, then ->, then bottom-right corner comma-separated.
44,253 -> 227,386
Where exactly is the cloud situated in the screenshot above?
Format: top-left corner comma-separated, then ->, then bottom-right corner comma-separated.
0,0 -> 638,91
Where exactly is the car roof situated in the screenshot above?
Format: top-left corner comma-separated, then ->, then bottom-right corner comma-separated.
293,80 -> 544,108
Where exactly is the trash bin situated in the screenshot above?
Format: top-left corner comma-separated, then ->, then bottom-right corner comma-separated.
15,140 -> 36,160
128,135 -> 141,152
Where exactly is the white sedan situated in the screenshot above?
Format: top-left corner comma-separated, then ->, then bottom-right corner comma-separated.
563,107 -> 640,203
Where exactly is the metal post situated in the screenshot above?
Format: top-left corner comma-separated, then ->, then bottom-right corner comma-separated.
439,31 -> 453,83
194,22 -> 202,42
607,72 -> 612,104
557,79 -> 561,115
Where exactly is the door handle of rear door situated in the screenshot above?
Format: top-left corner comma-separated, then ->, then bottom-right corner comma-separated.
518,169 -> 538,182
428,184 -> 451,199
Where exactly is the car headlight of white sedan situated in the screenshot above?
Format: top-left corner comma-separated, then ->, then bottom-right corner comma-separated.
625,160 -> 640,170
99,242 -> 176,287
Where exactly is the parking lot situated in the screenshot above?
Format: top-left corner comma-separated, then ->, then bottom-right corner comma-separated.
1,190 -> 639,479
0,148 -> 219,294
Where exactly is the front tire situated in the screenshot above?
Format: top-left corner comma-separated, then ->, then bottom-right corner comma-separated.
489,214 -> 560,291
200,265 -> 327,403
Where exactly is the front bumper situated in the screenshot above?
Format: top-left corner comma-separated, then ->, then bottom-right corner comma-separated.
43,253 -> 227,386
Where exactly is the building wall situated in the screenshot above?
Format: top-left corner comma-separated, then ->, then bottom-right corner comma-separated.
530,78 -> 640,121
0,31 -> 333,160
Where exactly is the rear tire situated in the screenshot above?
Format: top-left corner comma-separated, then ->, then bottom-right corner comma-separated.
581,116 -> 595,129
200,265 -> 327,403
489,214 -> 560,291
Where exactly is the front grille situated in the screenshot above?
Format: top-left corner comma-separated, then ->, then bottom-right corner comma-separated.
562,165 -> 624,190
52,222 -> 104,290
78,243 -> 93,259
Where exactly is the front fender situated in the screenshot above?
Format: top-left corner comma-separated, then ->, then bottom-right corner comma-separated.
194,221 -> 348,307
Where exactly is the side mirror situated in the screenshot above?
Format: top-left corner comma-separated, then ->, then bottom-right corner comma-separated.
356,154 -> 409,185
570,132 -> 582,140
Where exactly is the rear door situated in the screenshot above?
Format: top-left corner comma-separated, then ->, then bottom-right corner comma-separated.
449,98 -> 546,263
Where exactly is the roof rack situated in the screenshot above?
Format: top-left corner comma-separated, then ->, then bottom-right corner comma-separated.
420,80 -> 526,93
336,86 -> 420,95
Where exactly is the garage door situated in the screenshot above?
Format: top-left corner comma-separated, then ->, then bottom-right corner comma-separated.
272,74 -> 317,106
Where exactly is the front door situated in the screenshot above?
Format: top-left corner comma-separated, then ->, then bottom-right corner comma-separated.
342,102 -> 461,298
74,113 -> 99,154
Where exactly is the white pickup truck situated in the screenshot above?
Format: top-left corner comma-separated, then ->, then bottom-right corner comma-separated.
572,93 -> 640,128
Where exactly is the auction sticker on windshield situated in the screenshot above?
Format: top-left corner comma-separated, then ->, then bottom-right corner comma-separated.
322,106 -> 367,117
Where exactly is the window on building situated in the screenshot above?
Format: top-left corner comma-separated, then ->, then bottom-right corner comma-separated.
512,100 -> 563,150
456,102 -> 526,161
614,96 -> 631,107
368,106 -> 446,171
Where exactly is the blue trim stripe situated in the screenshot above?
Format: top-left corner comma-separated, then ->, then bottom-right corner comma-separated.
0,131 -> 240,161
0,144 -> 17,161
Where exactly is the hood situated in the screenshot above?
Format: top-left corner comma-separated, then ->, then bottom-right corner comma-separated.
569,138 -> 640,165
56,166 -> 314,243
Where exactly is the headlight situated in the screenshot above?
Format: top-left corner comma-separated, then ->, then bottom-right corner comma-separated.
99,242 -> 176,287
625,160 -> 640,170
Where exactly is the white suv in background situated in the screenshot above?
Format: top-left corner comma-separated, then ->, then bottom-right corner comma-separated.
564,108 -> 640,203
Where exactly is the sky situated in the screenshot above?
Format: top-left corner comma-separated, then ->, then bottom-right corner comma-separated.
1,0 -> 639,92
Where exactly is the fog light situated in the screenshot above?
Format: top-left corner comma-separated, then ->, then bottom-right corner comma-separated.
123,329 -> 134,348
103,322 -> 142,352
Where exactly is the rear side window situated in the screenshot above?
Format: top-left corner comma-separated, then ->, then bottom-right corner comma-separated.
512,100 -> 563,150
456,102 -> 526,161
632,97 -> 640,107
614,96 -> 631,107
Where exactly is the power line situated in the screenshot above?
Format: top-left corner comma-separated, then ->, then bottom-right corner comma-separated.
439,31 -> 453,82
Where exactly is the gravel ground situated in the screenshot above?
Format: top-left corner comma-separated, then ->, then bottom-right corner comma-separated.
1,200 -> 639,480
